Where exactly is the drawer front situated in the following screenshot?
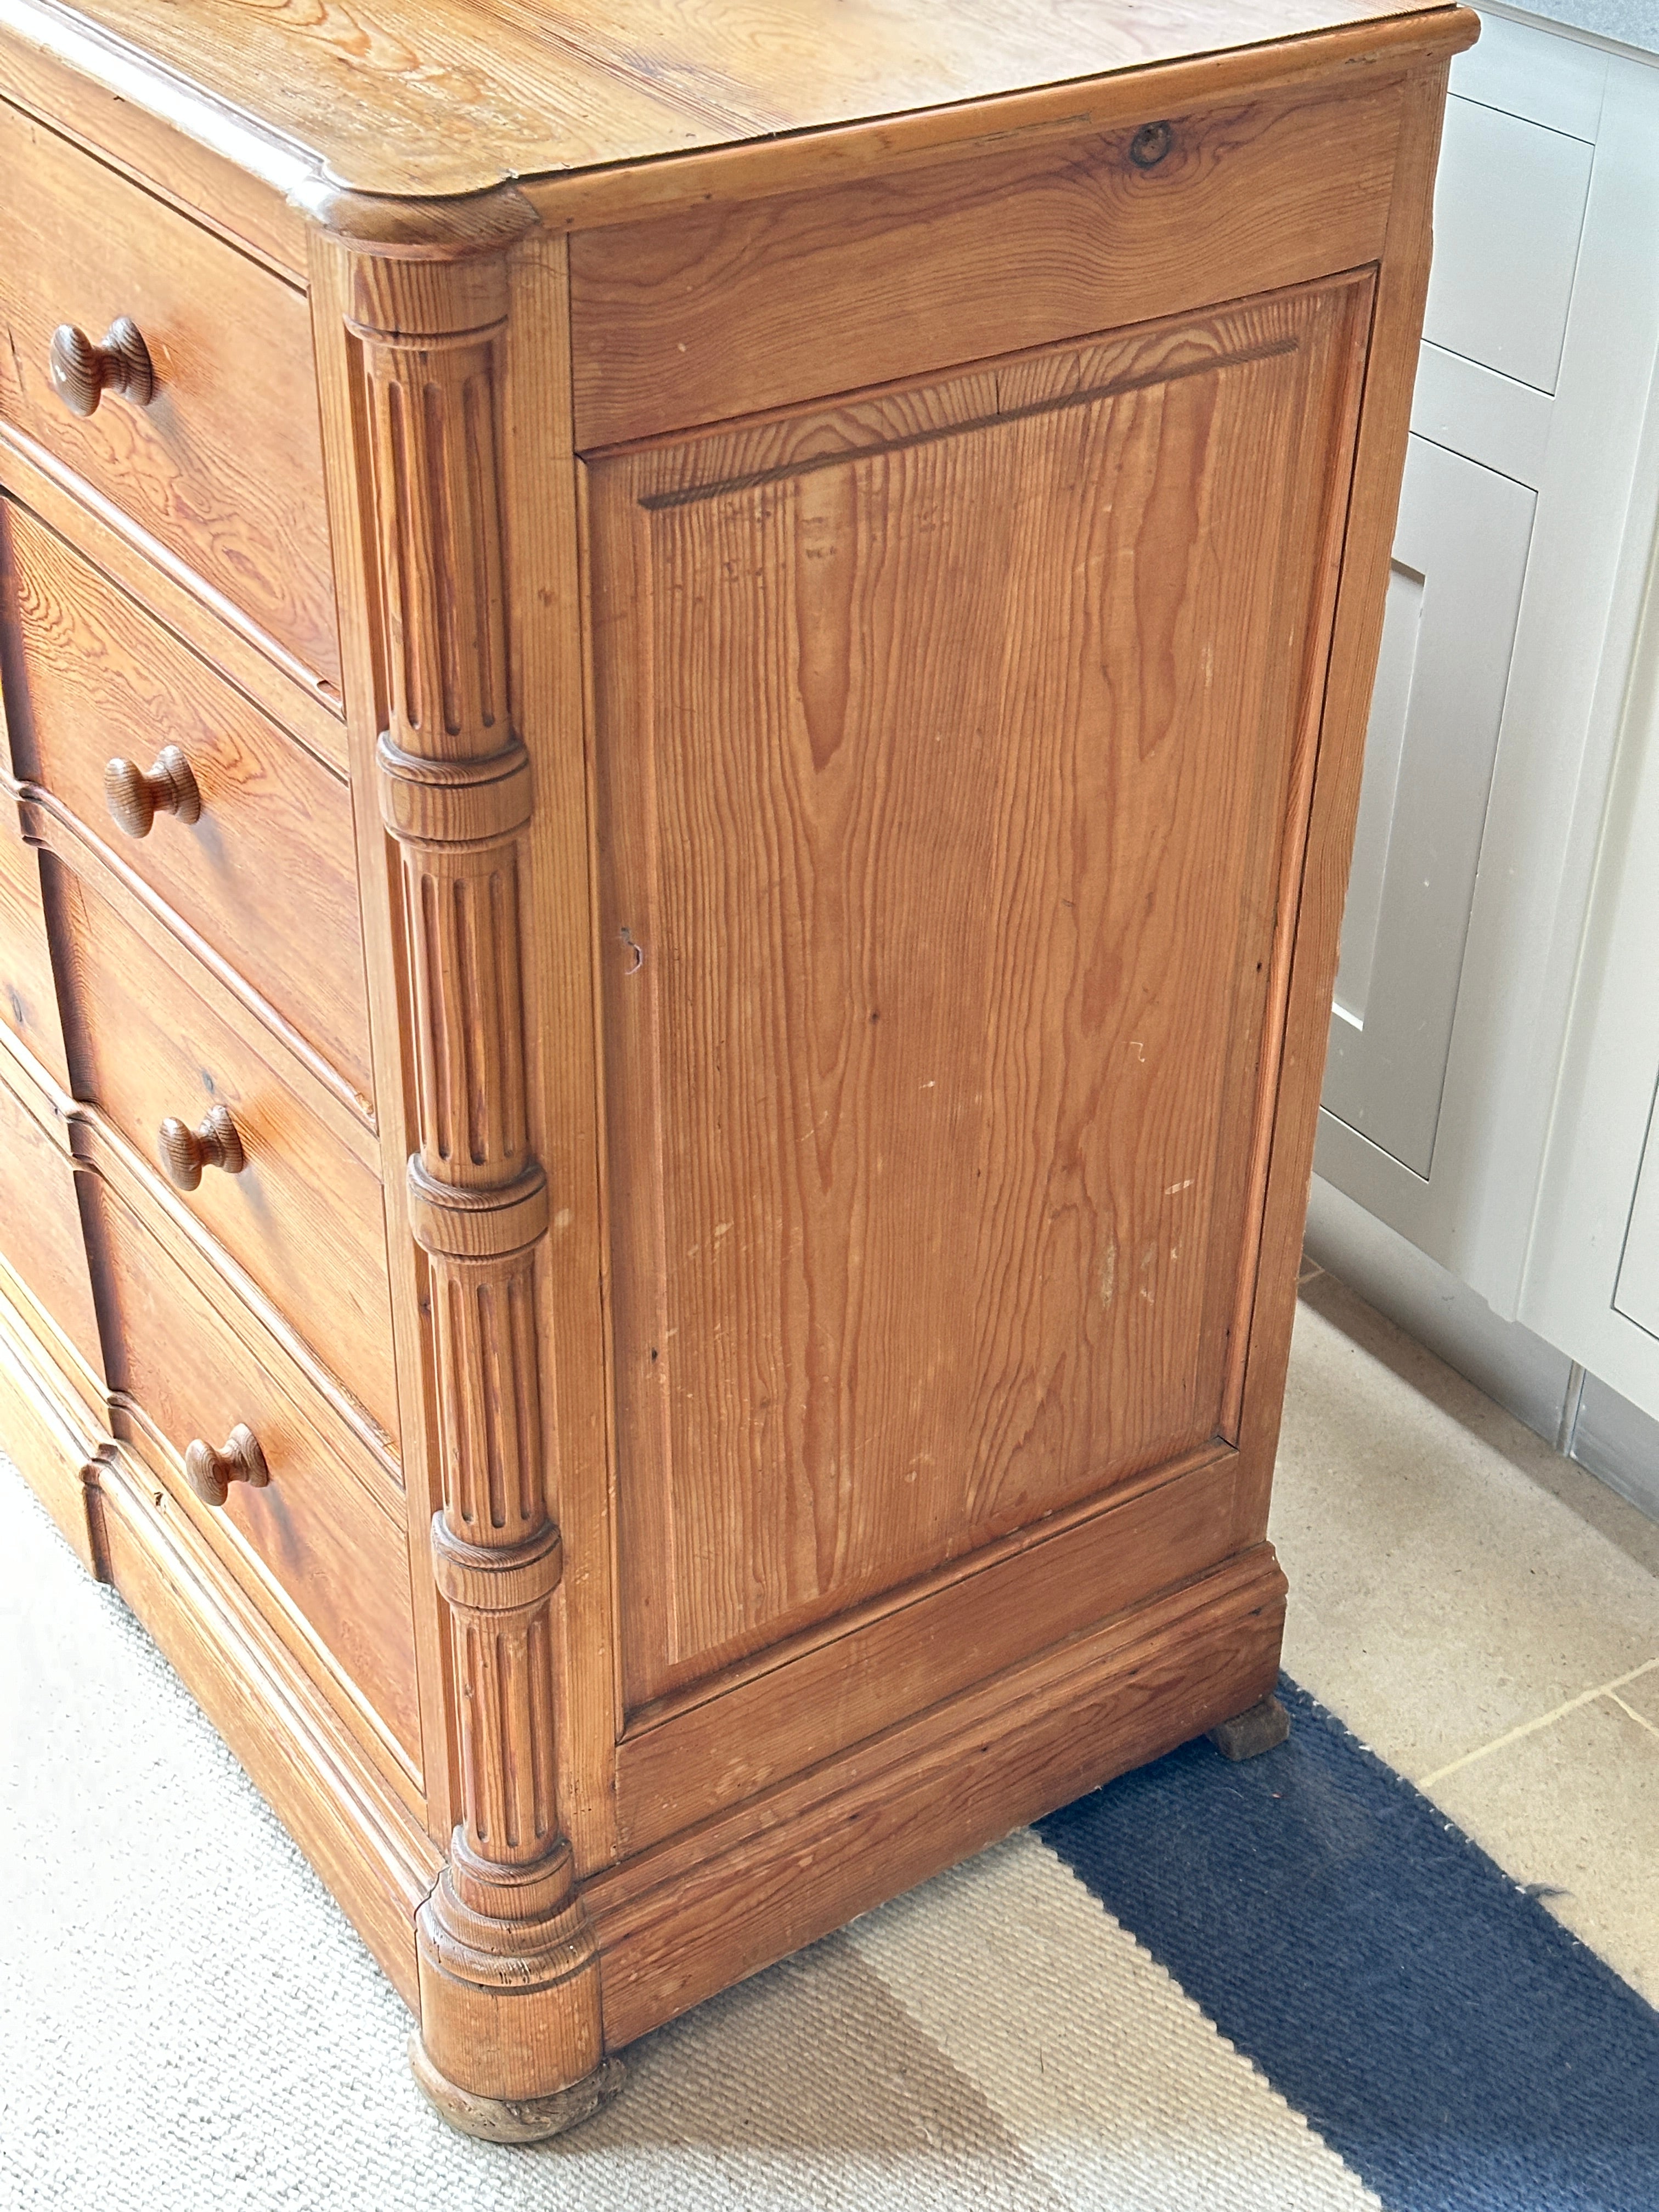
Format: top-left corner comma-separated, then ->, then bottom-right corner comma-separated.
93,1174 -> 421,1776
0,99 -> 340,690
0,801 -> 68,1088
61,873 -> 400,1444
0,1042 -> 102,1392
571,73 -> 1403,448
2,501 -> 372,1105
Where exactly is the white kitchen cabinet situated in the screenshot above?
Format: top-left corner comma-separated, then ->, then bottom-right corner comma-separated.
1420,90 -> 1592,391
1617,1139 -> 1659,1342
1522,597 -> 1659,1423
1323,441 -> 1533,1177
1308,4 -> 1659,1506
1315,8 -> 1659,1337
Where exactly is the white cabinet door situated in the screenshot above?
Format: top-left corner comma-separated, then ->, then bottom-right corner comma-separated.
1421,96 -> 1592,393
1616,1122 -> 1659,1342
1316,22 -> 1659,1321
1323,437 -> 1533,1176
1524,595 -> 1659,1423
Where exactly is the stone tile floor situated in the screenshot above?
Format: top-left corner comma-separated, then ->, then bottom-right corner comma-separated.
1274,1267 -> 1659,2004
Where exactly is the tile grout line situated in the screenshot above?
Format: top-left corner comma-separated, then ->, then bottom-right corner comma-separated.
1606,1690 -> 1659,1743
1418,1656 -> 1659,1790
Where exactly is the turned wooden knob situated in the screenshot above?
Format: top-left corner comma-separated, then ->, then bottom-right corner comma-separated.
104,745 -> 201,838
183,1422 -> 269,1507
159,1104 -> 245,1190
49,317 -> 155,416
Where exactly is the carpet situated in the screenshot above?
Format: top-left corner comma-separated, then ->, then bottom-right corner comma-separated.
2,1459 -> 1654,2211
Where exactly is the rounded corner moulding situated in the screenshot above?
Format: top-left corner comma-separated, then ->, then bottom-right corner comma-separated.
297,178 -> 541,259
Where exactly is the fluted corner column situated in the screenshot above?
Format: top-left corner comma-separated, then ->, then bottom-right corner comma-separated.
319,187 -> 616,2136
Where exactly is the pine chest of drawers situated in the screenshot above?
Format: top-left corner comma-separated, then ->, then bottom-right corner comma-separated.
0,0 -> 1475,2138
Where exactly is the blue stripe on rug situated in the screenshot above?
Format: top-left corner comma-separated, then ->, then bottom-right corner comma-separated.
1036,1675 -> 1659,2212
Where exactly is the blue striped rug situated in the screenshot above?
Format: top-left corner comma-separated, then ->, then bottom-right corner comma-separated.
1039,1677 -> 1659,2212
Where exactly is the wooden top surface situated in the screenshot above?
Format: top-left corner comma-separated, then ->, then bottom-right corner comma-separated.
1,0 -> 1463,201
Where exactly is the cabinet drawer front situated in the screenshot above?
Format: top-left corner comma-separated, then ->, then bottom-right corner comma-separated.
2,503 -> 371,1106
0,804 -> 67,1088
571,74 -> 1402,449
0,1041 -> 101,1393
94,1177 -> 420,1778
0,100 -> 340,690
61,875 -> 400,1445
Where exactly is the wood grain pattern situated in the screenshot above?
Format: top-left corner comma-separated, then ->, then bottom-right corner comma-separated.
328,210 -> 607,2108
571,75 -> 1400,448
0,1025 -> 103,1392
1,0 -> 1455,199
59,871 -> 401,1441
0,98 -> 340,686
21,776 -> 371,1127
183,1418 -> 269,1504
305,240 -> 460,1854
0,1251 -> 108,1572
95,1438 -> 440,2008
0,421 -> 348,766
495,236 -> 625,1886
0,0 -> 1468,2122
0,501 -> 373,1103
0,787 -> 69,1086
590,278 -> 1370,1708
1229,57 -> 1458,1549
157,1101 -> 244,1187
616,1451 -> 1239,1849
92,1171 -> 421,1774
0,16 -> 312,273
0,1022 -> 107,1578
590,1543 -> 1286,2046
530,14 -> 1474,235
313,219 -> 635,1901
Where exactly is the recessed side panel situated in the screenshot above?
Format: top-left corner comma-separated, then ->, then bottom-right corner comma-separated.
588,280 -> 1369,1708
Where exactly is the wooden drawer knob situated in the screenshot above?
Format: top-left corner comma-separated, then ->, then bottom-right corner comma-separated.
183,1422 -> 269,1508
159,1103 -> 245,1190
49,317 -> 156,416
104,745 -> 202,838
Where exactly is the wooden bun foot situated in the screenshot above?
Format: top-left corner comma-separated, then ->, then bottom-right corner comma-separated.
1206,1691 -> 1291,1762
408,2033 -> 624,2143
